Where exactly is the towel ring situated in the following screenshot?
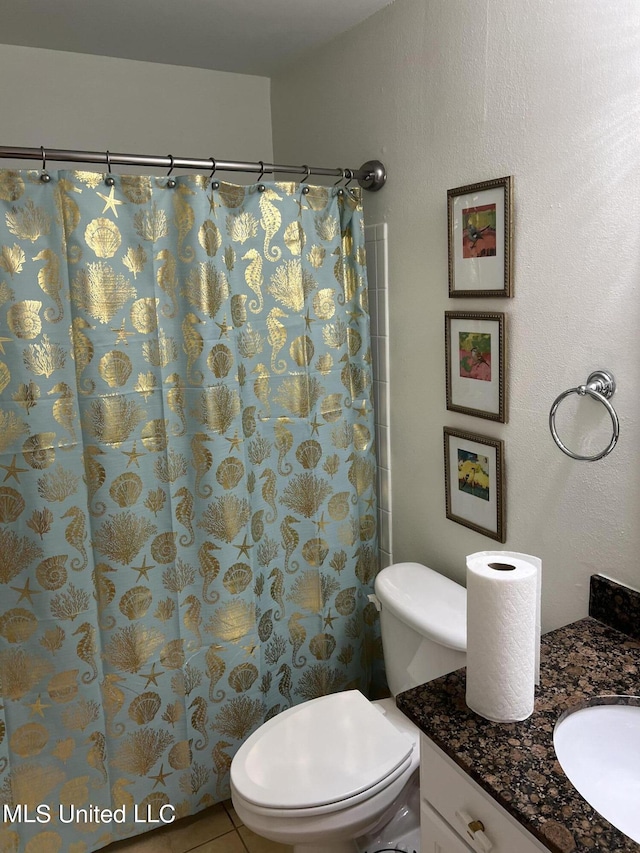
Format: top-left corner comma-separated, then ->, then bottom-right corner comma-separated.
549,369 -> 619,462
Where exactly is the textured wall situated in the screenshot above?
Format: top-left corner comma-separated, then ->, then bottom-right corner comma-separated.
271,0 -> 640,631
0,44 -> 272,170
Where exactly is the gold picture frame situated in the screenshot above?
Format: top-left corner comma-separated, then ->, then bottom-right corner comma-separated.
447,176 -> 513,297
444,427 -> 505,542
445,311 -> 506,422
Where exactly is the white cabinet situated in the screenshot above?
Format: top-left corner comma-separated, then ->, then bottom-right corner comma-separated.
420,735 -> 549,853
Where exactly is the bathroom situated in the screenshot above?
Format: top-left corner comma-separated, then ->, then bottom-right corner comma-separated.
0,0 -> 639,851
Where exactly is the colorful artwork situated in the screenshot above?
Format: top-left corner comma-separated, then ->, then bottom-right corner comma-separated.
457,449 -> 490,501
459,331 -> 491,381
462,202 -> 496,258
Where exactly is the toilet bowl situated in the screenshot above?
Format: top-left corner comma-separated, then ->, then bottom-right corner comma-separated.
230,562 -> 467,853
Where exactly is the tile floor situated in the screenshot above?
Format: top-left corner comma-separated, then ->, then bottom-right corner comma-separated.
105,800 -> 292,853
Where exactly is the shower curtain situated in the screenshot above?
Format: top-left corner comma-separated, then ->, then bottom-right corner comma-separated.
0,167 -> 381,852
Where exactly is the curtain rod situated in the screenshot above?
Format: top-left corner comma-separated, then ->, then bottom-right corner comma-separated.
0,146 -> 387,192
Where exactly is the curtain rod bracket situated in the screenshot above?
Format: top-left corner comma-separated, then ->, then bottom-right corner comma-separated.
357,160 -> 386,192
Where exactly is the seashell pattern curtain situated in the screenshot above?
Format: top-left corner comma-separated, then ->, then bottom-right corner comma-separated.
0,169 -> 381,851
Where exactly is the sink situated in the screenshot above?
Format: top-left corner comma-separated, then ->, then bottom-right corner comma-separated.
553,698 -> 640,843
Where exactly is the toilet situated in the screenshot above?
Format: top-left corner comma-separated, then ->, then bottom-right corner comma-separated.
230,562 -> 467,853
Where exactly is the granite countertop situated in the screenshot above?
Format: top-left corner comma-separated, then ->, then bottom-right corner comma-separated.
396,615 -> 640,853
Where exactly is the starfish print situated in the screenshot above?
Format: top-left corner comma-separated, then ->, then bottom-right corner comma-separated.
10,578 -> 41,604
309,416 -> 323,436
131,555 -> 155,582
365,494 -> 376,511
207,188 -> 219,214
234,534 -> 253,559
149,763 -> 173,788
0,455 -> 29,483
140,663 -> 164,688
0,336 -> 12,354
215,317 -> 231,338
122,441 -> 144,468
304,309 -> 315,331
111,319 -> 134,346
97,185 -> 125,218
225,431 -> 243,452
315,512 -> 329,533
323,610 -> 337,629
28,694 -> 51,718
355,401 -> 369,418
241,642 -> 258,658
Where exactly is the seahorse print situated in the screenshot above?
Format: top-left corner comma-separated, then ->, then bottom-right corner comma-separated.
72,622 -> 98,683
165,373 -> 187,436
173,186 -> 196,263
274,419 -> 293,475
70,317 -> 95,395
269,567 -> 285,621
266,307 -> 288,374
242,248 -> 264,313
61,506 -> 88,571
33,248 -> 64,322
182,312 -> 204,386
205,645 -> 226,702
173,486 -> 195,546
83,445 -> 106,516
212,740 -> 232,801
100,674 -> 126,737
259,187 -> 283,262
189,696 -> 209,750
288,612 -> 307,669
277,662 -> 292,708
260,468 -> 278,523
155,248 -> 179,318
86,731 -> 108,786
191,432 -> 213,499
198,541 -> 221,604
280,515 -> 300,575
181,594 -> 203,650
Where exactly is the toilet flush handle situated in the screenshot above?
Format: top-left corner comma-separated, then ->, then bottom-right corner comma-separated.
367,593 -> 382,612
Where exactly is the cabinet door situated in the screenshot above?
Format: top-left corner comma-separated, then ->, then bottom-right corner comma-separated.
421,800 -> 475,853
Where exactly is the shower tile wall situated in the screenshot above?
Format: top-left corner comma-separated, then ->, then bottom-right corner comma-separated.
365,223 -> 393,569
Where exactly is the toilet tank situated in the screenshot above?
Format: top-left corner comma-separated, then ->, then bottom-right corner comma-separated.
374,562 -> 467,697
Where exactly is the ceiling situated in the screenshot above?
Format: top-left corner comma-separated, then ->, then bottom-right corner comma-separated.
2,0 -> 394,77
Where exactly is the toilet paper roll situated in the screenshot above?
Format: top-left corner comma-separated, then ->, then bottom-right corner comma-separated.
465,551 -> 542,723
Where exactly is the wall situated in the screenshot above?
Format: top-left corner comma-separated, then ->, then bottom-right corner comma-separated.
271,0 -> 640,631
0,44 -> 272,171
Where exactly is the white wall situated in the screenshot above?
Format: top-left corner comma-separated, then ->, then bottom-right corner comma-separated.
271,0 -> 640,631
0,44 -> 272,172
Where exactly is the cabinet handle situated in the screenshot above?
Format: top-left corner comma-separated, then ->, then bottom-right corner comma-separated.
455,809 -> 493,853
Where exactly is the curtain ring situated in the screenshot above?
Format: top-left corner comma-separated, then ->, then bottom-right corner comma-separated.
40,146 -> 51,183
301,165 -> 311,183
209,157 -> 219,190
105,150 -> 115,186
257,161 -> 266,192
166,154 -> 176,188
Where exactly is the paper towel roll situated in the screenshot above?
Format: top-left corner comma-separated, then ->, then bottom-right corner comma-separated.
465,551 -> 542,723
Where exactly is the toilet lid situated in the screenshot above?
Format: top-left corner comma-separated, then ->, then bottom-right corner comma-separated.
231,690 -> 414,810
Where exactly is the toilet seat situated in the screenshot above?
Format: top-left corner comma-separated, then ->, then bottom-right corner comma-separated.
231,690 -> 414,814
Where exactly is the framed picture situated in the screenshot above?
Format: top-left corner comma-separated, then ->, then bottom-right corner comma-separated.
445,311 -> 506,422
447,176 -> 513,297
443,427 -> 505,542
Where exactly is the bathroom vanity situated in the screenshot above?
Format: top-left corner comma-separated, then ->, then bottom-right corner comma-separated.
397,575 -> 640,853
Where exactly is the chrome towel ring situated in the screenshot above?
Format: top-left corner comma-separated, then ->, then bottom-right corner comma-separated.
549,370 -> 619,461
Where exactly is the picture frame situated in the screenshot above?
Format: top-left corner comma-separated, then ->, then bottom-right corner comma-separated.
443,427 -> 505,542
445,311 -> 506,422
447,176 -> 513,297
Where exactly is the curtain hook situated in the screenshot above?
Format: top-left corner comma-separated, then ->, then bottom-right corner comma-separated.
301,165 -> 311,195
334,168 -> 345,186
257,161 -> 266,192
166,154 -> 176,188
209,157 -> 219,190
344,168 -> 353,188
105,150 -> 115,186
40,146 -> 51,183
